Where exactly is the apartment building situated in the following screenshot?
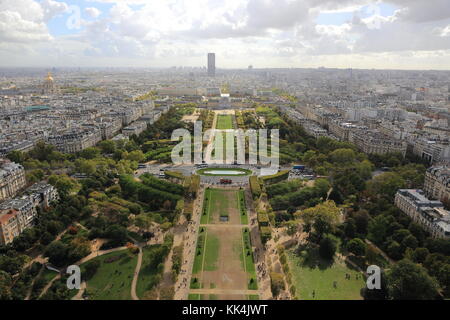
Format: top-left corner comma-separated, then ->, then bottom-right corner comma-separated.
0,183 -> 58,245
47,129 -> 102,153
424,166 -> 450,204
395,189 -> 450,239
98,118 -> 122,140
0,198 -> 37,245
327,120 -> 359,141
0,160 -> 26,202
0,209 -> 23,245
410,138 -> 450,164
122,121 -> 147,137
25,182 -> 59,209
349,130 -> 407,156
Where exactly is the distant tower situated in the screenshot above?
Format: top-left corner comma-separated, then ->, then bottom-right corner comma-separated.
207,53 -> 216,77
42,72 -> 55,94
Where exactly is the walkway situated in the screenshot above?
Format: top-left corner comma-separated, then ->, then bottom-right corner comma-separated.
130,247 -> 143,300
173,187 -> 205,300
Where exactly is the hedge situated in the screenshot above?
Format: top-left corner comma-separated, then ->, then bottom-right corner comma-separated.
249,176 -> 262,199
164,170 -> 185,182
260,170 -> 290,185
260,226 -> 272,244
141,173 -> 185,195
257,213 -> 270,226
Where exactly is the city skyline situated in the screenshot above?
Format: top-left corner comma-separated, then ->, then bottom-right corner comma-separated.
1,0 -> 450,70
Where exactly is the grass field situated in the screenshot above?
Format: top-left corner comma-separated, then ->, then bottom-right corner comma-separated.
242,228 -> 257,290
202,188 -> 243,224
191,187 -> 258,298
136,245 -> 168,299
81,250 -> 137,300
238,190 -> 249,225
216,115 -> 234,129
286,248 -> 365,300
213,114 -> 235,159
204,233 -> 220,271
192,228 -> 207,276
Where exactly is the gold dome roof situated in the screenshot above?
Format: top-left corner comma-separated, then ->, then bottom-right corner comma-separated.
45,72 -> 54,82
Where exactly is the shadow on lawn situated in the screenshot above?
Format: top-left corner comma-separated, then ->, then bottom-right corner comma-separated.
293,244 -> 333,271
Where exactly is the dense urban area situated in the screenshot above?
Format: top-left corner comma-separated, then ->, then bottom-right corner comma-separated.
0,63 -> 449,300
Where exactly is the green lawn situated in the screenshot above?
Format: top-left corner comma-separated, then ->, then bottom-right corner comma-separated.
31,268 -> 59,299
202,188 -> 239,224
201,189 -> 213,224
216,115 -> 234,129
136,245 -> 168,299
238,190 -> 248,225
203,233 -> 220,271
214,115 -> 235,158
81,250 -> 138,300
248,294 -> 259,300
287,248 -> 365,300
242,228 -> 257,290
188,293 -> 201,300
192,228 -> 207,275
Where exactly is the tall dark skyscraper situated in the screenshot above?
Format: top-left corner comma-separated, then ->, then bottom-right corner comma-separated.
207,53 -> 215,77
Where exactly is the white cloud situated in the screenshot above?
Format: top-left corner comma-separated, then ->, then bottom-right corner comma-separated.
1,0 -> 450,68
0,0 -> 54,44
85,7 -> 102,19
41,0 -> 69,21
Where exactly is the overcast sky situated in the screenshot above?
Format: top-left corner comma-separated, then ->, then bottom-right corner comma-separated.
1,0 -> 450,69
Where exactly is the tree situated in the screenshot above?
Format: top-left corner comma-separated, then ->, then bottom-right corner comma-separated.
105,225 -> 128,246
68,237 -> 91,262
0,255 -> 27,275
75,159 -> 96,175
48,174 -> 79,199
344,219 -> 356,238
83,260 -> 100,281
387,259 -> 439,300
347,238 -> 366,256
387,241 -> 403,260
135,214 -> 152,232
45,241 -> 69,267
425,238 -> 450,256
368,215 -> 390,245
79,147 -> 100,160
270,272 -> 285,296
98,140 -> 116,154
298,201 -> 341,232
0,271 -> 12,300
329,148 -> 357,164
284,220 -> 299,236
319,234 -> 339,260
366,172 -> 406,200
402,235 -> 419,250
29,141 -> 56,161
7,150 -> 27,164
127,150 -> 145,162
411,247 -> 430,264
354,210 -> 370,235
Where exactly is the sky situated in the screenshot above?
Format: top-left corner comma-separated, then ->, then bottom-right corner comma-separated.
1,0 -> 450,69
